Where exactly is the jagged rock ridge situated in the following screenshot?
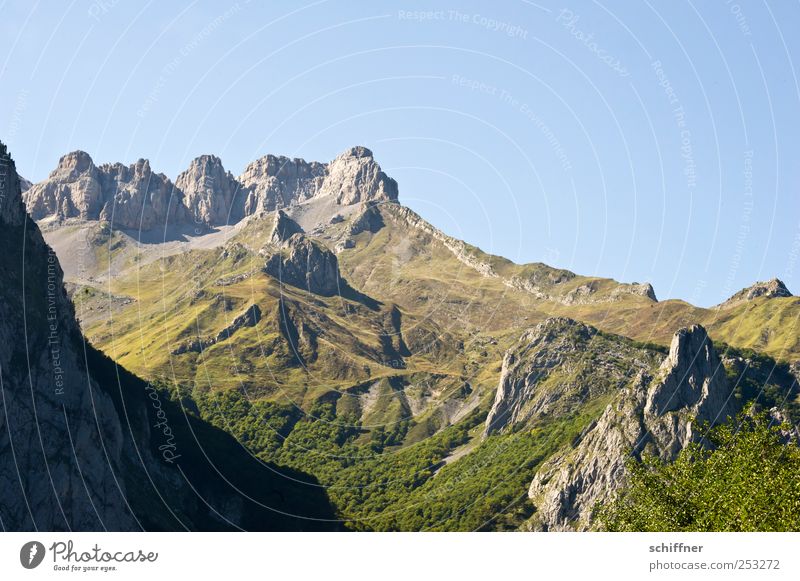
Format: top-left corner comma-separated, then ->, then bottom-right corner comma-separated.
264,233 -> 342,296
268,209 -> 304,246
484,317 -> 661,436
521,323 -> 737,531
24,146 -> 399,230
175,154 -> 245,225
721,278 -> 793,308
24,150 -> 190,230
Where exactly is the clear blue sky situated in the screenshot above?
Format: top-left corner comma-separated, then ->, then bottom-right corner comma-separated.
2,0 -> 799,306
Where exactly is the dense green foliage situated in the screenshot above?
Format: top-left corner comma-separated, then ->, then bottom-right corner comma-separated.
722,344 -> 800,423
598,415 -> 800,531
170,385 -> 608,530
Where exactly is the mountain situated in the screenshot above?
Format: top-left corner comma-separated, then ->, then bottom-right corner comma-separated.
0,141 -> 337,531
523,323 -> 736,530
15,144 -> 800,531
23,145 -> 397,230
720,278 -> 793,308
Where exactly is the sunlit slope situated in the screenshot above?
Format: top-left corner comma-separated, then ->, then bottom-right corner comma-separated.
74,202 -> 800,416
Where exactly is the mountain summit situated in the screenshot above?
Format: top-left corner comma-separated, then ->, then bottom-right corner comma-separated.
720,278 -> 793,308
23,146 -> 398,230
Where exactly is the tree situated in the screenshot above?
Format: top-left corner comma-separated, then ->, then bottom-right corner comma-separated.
598,414 -> 800,531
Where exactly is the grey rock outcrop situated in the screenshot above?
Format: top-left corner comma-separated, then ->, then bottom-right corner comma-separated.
268,209 -> 304,246
317,146 -> 398,205
23,150 -> 190,230
561,280 -> 657,305
238,154 -> 326,214
484,318 -> 660,436
347,202 -> 385,236
25,146 -> 400,231
264,233 -> 341,296
24,150 -> 104,221
721,278 -> 793,308
96,158 -> 189,230
612,282 -> 657,301
525,324 -> 737,531
175,154 -> 244,225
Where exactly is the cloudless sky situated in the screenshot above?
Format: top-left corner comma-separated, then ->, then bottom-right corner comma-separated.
2,0 -> 799,306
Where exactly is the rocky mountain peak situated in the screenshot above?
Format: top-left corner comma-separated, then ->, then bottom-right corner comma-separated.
644,324 -> 736,455
341,145 -> 374,159
55,149 -> 97,178
25,146 -> 400,230
24,150 -> 103,221
483,317 -> 656,437
721,278 -> 793,307
175,154 -> 244,225
268,209 -> 304,246
264,233 -> 341,296
525,323 -> 737,530
319,145 -> 398,205
238,154 -> 327,214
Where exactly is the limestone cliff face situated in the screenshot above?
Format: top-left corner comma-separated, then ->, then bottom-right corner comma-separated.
175,154 -> 244,226
1,142 -> 139,530
264,233 -> 341,296
484,318 -> 661,437
23,151 -> 190,230
96,158 -> 189,230
524,324 -> 737,531
25,146 -> 399,230
239,147 -> 397,212
317,146 -> 398,205
238,154 -> 326,214
24,150 -> 104,221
